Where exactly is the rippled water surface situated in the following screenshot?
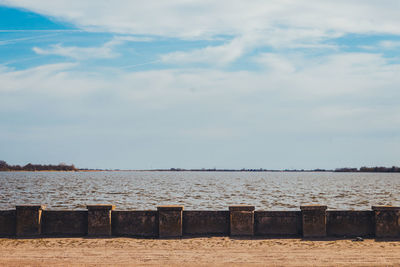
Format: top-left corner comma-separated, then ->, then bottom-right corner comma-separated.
1,171 -> 400,210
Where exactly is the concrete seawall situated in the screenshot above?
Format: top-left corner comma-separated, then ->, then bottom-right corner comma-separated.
1,205 -> 399,238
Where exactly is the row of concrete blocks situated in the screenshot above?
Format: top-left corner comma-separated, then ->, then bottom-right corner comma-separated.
13,204 -> 400,238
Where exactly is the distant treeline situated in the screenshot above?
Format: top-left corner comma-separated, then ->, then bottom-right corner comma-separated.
157,167 -> 400,173
155,168 -> 331,172
0,160 -> 77,171
335,166 -> 400,173
1,160 -> 399,172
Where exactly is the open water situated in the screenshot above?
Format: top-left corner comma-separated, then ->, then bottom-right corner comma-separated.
0,171 -> 399,210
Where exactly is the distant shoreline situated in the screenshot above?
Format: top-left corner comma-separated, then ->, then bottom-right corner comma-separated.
1,160 -> 399,173
1,169 -> 400,173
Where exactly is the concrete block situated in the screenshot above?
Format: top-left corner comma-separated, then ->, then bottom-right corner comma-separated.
42,210 -> 88,236
157,205 -> 183,238
16,205 -> 45,237
183,211 -> 229,235
229,205 -> 255,236
87,204 -> 115,237
112,211 -> 158,237
372,206 -> 400,238
255,211 -> 301,236
327,211 -> 374,237
0,210 -> 16,236
301,205 -> 327,238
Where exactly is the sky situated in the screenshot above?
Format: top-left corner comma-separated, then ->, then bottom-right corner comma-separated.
0,1 -> 399,170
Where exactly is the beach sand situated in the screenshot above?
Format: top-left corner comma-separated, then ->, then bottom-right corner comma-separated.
1,237 -> 400,266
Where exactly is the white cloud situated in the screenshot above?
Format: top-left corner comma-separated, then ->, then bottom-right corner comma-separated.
113,36 -> 153,42
160,36 -> 248,65
2,0 -> 400,40
33,43 -> 117,60
254,53 -> 296,73
31,35 -> 150,60
0,63 -> 102,95
1,51 -> 400,168
379,40 -> 400,49
4,0 -> 399,66
160,29 -> 338,66
1,52 -> 400,131
359,40 -> 400,51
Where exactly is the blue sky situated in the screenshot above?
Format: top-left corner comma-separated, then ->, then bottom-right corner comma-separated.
0,1 -> 399,169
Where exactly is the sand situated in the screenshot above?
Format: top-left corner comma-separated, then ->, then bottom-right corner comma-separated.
1,237 -> 400,266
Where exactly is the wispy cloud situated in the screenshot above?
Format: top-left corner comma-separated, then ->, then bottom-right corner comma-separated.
160,29 -> 339,66
33,43 -> 118,60
160,37 -> 247,65
0,30 -> 82,32
120,59 -> 162,69
254,53 -> 296,73
0,33 -> 59,45
379,40 -> 400,49
31,35 -> 151,60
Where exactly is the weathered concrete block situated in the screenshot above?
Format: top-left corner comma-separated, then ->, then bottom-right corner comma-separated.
112,211 -> 158,237
157,205 -> 183,238
372,206 -> 400,238
42,210 -> 88,236
327,211 -> 374,237
87,204 -> 115,237
0,210 -> 16,237
16,205 -> 45,237
183,211 -> 229,236
255,211 -> 302,236
229,205 -> 255,236
301,205 -> 327,238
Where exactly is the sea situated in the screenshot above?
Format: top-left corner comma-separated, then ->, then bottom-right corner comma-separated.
0,171 -> 399,210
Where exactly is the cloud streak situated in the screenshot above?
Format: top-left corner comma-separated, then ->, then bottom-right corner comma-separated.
33,43 -> 118,60
31,35 -> 152,60
0,33 -> 59,45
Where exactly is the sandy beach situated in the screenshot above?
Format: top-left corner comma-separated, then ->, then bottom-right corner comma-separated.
1,237 -> 400,266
